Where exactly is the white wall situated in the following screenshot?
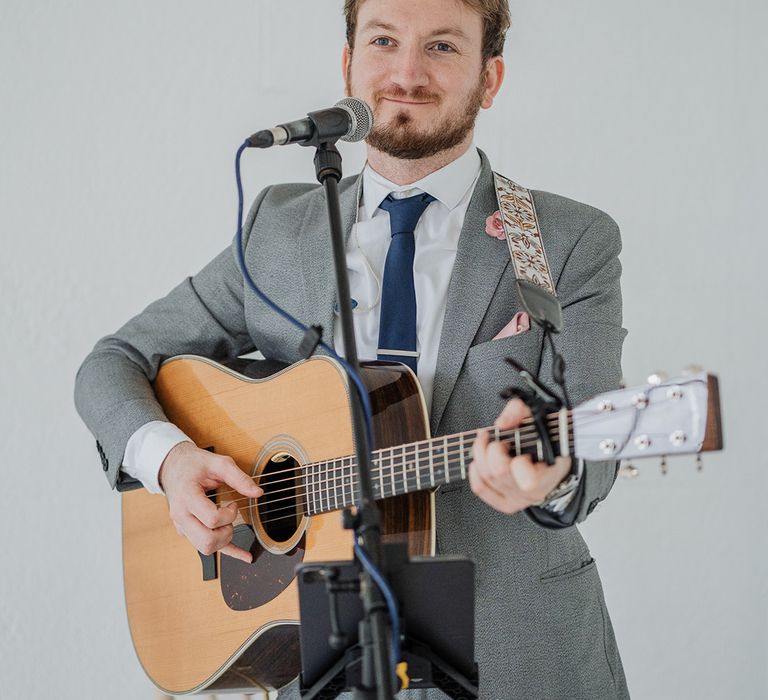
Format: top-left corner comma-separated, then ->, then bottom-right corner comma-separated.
1,1 -> 765,698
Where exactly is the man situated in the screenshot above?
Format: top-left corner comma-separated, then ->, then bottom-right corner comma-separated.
75,0 -> 629,697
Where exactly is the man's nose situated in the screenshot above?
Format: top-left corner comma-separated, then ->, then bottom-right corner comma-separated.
389,45 -> 430,90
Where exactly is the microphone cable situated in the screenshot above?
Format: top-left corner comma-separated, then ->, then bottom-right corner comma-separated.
234,143 -> 403,674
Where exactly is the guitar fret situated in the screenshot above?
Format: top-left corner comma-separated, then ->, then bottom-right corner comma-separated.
440,436 -> 449,483
325,460 -> 330,510
308,462 -> 315,516
390,447 -> 396,497
378,452 -> 384,499
334,459 -> 340,507
341,458 -> 348,507
401,445 -> 408,493
303,465 -> 310,515
429,443 -> 436,487
415,444 -> 422,491
332,459 -> 339,511
347,457 -> 354,505
514,429 -> 521,456
445,438 -> 452,483
459,433 -> 466,480
319,461 -> 326,513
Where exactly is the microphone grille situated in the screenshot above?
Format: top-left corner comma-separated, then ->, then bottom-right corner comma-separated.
335,97 -> 373,143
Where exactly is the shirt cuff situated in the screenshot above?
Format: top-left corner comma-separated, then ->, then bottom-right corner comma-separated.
541,458 -> 584,514
121,421 -> 192,494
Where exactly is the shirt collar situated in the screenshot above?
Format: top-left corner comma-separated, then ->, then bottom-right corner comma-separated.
361,146 -> 482,218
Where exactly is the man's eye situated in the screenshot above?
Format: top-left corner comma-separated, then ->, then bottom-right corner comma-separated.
373,37 -> 392,47
433,42 -> 455,53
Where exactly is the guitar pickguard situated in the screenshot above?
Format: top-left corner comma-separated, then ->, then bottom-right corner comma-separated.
220,525 -> 306,611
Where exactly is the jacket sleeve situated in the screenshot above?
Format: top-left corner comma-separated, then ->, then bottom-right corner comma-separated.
73,187 -> 270,490
527,211 -> 627,527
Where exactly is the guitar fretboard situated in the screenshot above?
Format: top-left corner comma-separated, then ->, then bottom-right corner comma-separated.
301,412 -> 573,516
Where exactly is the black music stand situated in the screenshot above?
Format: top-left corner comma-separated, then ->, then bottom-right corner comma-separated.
297,543 -> 479,699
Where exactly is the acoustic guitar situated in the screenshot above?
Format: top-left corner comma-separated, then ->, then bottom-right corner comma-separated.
121,355 -> 722,695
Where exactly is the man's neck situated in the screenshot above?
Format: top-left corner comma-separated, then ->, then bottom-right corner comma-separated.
365,135 -> 474,186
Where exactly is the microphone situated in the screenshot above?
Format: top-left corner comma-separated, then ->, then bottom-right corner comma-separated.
246,97 -> 373,149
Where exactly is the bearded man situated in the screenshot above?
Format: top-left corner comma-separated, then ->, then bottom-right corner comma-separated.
75,0 -> 630,697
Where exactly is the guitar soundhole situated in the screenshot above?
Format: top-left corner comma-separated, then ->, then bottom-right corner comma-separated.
257,453 -> 304,546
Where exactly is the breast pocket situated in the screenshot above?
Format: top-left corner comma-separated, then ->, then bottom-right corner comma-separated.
442,329 -> 544,431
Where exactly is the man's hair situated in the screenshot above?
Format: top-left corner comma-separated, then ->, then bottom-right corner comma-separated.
343,0 -> 511,63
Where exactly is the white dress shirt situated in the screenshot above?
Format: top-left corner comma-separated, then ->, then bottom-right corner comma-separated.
121,147 -> 579,514
122,147 -> 482,494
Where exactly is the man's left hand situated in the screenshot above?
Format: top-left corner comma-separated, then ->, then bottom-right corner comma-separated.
469,398 -> 571,514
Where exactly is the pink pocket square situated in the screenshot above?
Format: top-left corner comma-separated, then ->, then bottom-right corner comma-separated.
493,312 -> 531,340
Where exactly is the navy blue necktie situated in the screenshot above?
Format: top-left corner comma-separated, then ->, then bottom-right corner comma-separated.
377,192 -> 435,373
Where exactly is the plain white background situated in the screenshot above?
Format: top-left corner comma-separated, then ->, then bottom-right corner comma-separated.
1,1 -> 766,698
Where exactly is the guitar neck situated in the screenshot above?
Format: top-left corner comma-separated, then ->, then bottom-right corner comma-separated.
303,411 -> 571,517
302,371 -> 720,517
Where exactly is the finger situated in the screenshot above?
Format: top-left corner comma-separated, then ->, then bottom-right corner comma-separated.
220,542 -> 254,564
211,456 -> 264,498
188,494 -> 240,530
509,455 -> 571,502
176,509 -> 234,557
469,463 -> 513,511
469,453 -> 508,501
494,398 -> 531,430
485,440 -> 524,484
472,428 -> 490,461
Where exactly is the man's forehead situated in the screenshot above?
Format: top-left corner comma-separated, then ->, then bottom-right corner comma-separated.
359,19 -> 471,41
354,0 -> 482,40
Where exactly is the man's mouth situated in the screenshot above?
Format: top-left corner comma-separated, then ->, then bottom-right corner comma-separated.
380,97 -> 433,105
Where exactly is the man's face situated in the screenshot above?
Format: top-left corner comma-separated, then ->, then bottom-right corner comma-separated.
343,0 -> 503,160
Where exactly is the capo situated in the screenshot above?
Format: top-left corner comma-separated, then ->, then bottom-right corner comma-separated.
500,358 -> 563,465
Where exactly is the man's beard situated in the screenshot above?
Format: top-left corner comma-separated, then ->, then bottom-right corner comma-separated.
347,72 -> 486,160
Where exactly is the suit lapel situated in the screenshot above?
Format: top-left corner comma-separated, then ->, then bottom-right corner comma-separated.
298,174 -> 362,352
430,152 -> 510,434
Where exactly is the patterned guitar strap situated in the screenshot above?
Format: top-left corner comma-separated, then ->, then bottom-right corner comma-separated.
492,172 -> 563,333
491,172 -> 579,497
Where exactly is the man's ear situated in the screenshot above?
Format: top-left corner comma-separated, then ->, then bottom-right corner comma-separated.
481,56 -> 505,109
342,44 -> 351,96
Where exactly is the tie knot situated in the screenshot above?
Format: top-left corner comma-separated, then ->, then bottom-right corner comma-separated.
379,192 -> 436,236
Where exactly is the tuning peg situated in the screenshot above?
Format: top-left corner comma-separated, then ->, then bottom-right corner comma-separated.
683,364 -> 704,377
647,371 -> 668,386
660,455 -> 668,475
696,454 -> 703,472
619,461 -> 639,479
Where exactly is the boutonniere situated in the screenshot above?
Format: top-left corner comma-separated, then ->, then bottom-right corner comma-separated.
484,210 -> 505,240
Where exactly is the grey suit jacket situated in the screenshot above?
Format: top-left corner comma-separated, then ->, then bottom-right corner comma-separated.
74,150 -> 629,699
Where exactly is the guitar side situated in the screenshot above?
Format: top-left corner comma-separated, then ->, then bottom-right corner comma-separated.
121,355 -> 433,695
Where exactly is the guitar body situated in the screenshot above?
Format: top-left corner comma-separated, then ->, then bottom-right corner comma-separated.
122,355 -> 434,695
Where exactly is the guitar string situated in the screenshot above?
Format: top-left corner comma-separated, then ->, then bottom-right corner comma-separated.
212,421 -> 569,511
213,397 -> 655,503
192,379 -> 700,502
235,431 -> 577,517
219,426 -> 573,503
249,436 -> 579,528
213,415 -> 568,502
224,432 -> 578,525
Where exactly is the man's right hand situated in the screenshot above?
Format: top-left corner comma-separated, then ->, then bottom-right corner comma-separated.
158,441 -> 263,564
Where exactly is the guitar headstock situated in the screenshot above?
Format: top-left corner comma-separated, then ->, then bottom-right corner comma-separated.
572,371 -> 723,462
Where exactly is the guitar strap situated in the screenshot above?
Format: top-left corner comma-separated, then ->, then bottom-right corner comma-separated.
492,172 -> 557,296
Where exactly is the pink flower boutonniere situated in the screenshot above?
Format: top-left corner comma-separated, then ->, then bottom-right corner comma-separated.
485,210 -> 506,240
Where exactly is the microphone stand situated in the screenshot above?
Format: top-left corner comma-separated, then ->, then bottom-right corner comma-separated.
312,141 -> 396,700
